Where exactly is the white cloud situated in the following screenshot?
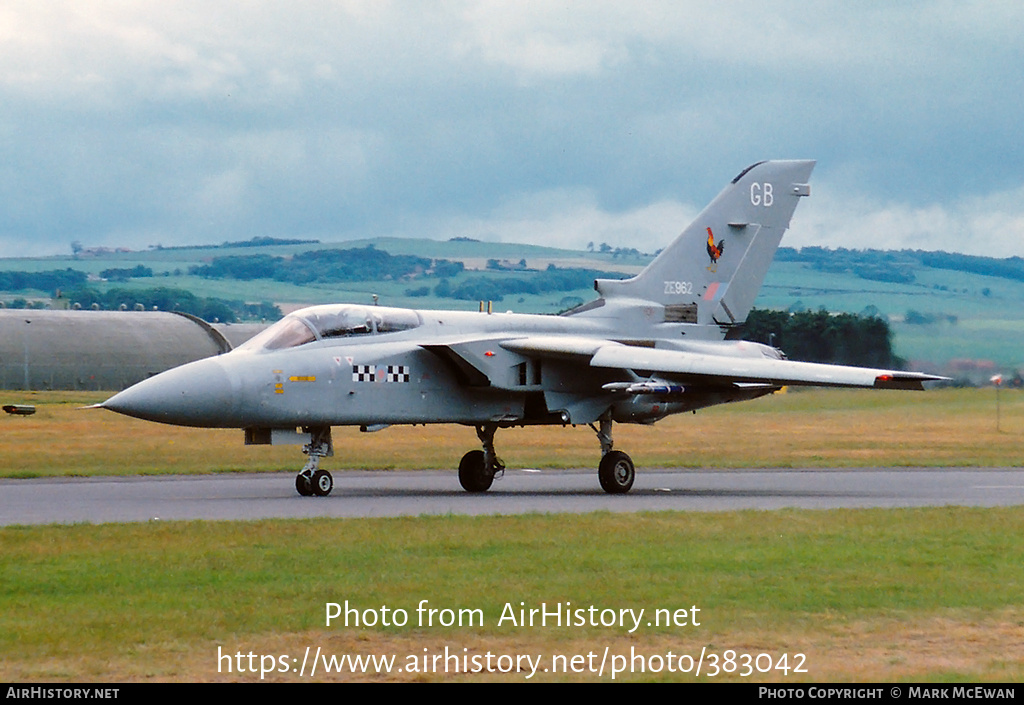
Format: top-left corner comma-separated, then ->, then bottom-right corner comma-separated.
791,182 -> 1024,257
412,170 -> 1024,261
402,188 -> 696,253
452,1 -> 628,80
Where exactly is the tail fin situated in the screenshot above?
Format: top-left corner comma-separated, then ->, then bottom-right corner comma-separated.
594,160 -> 814,328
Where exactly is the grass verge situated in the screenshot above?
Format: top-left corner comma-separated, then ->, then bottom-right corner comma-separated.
2,508 -> 1022,682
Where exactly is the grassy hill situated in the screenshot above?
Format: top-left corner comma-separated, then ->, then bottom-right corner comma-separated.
758,253 -> 1024,371
1,239 -> 1022,371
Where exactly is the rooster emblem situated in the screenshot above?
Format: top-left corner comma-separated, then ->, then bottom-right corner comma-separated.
706,227 -> 724,271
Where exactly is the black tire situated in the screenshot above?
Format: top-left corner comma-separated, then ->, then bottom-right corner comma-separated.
458,450 -> 493,492
312,469 -> 334,497
295,473 -> 314,497
598,450 -> 635,494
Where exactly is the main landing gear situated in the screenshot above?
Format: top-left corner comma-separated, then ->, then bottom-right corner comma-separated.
591,413 -> 635,494
458,424 -> 505,492
295,427 -> 334,497
456,413 -> 636,495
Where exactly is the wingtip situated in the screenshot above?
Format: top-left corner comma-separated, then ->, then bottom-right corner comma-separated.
873,373 -> 951,391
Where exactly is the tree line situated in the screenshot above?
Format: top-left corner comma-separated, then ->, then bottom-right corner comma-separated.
0,269 -> 87,293
433,265 -> 622,302
740,308 -> 902,369
59,287 -> 281,323
188,246 -> 461,284
189,246 -> 621,301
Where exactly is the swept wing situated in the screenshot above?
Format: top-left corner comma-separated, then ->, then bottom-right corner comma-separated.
501,337 -> 944,391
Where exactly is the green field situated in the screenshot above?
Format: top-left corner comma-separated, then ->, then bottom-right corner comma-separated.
3,509 -> 1022,682
5,239 -> 1024,368
758,261 -> 1024,369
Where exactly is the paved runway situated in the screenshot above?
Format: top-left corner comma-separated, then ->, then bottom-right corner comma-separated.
4,467 -> 1024,525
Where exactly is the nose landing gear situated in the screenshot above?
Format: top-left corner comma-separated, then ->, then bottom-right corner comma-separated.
295,426 -> 334,497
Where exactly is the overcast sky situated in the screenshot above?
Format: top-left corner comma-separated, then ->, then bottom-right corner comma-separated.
1,1 -> 1022,258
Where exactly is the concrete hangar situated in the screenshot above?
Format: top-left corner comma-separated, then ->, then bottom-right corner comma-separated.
0,309 -> 265,391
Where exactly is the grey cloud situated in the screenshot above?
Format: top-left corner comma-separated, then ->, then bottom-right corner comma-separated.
0,1 -> 1022,257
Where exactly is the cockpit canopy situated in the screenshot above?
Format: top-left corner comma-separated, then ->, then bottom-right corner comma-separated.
237,304 -> 422,352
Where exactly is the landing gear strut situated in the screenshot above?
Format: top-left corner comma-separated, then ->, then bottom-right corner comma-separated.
454,416 -> 636,494
295,426 -> 334,497
458,424 -> 505,492
591,413 -> 635,494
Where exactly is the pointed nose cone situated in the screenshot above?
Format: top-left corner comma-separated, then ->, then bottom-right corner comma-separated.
102,356 -> 237,427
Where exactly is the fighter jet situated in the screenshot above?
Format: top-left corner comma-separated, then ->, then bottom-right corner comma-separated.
100,160 -> 944,496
